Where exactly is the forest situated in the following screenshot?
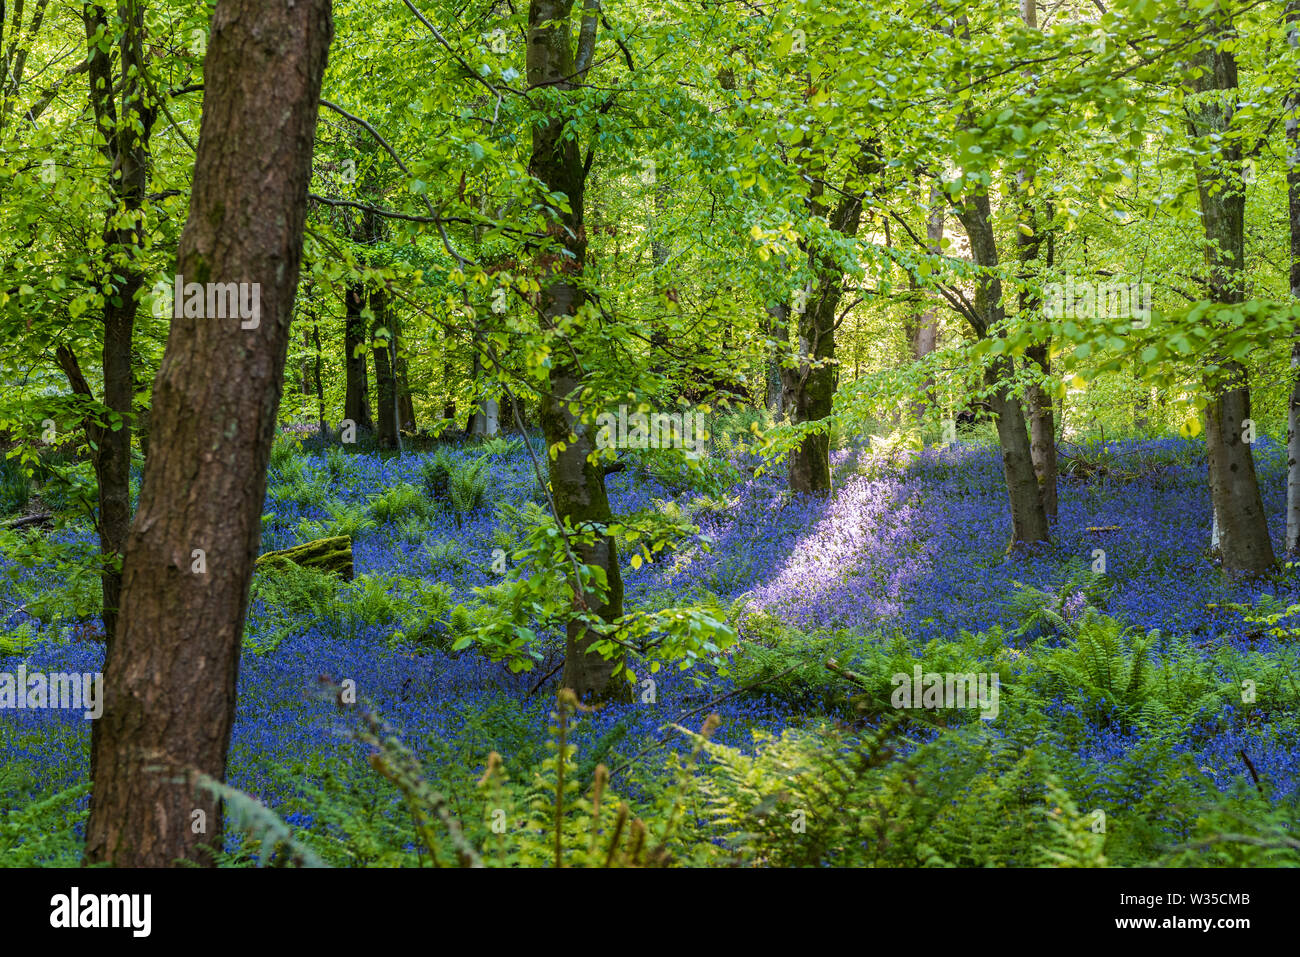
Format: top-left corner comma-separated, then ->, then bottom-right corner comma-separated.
0,0 -> 1298,880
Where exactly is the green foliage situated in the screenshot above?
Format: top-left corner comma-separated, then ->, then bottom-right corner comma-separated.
628,446 -> 741,497
323,445 -> 358,482
418,450 -> 455,502
687,717 -> 1108,867
0,774 -> 89,867
0,455 -> 32,515
368,482 -> 429,524
297,499 -> 376,541
395,516 -> 427,546
269,434 -> 306,476
269,475 -> 330,512
0,532 -> 103,627
479,436 -> 522,457
1030,612 -> 1227,731
393,579 -> 459,651
417,451 -> 490,520
193,773 -> 326,868
247,562 -> 341,654
1007,560 -> 1113,640
0,621 -> 39,656
345,690 -> 702,867
726,612 -> 1014,721
424,537 -> 467,575
33,459 -> 96,518
329,572 -> 409,636
449,458 -> 490,516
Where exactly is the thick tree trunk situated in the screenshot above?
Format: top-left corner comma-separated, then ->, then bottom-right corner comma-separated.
1025,348 -> 1058,522
97,309 -> 135,636
954,189 -> 1049,545
988,369 -> 1050,544
529,0 -> 627,702
343,283 -> 372,431
84,0 -> 332,866
781,280 -> 835,495
1186,15 -> 1275,576
371,290 -> 400,450
783,148 -> 876,496
1285,2 -> 1300,554
1205,374 -> 1273,574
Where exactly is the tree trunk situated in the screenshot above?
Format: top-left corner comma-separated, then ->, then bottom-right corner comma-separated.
343,283 -> 372,431
904,183 -> 943,426
312,313 -> 327,435
783,148 -> 876,496
371,290 -> 400,450
78,1 -> 156,644
988,368 -> 1050,544
1285,2 -> 1300,554
1025,346 -> 1058,521
954,189 -> 1050,545
764,299 -> 788,417
1186,13 -> 1275,576
83,0 -> 332,866
529,0 -> 627,702
1014,0 -> 1057,521
467,348 -> 500,438
395,322 -> 416,433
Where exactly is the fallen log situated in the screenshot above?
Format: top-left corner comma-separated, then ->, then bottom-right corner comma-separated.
255,535 -> 353,580
2,513 -> 53,530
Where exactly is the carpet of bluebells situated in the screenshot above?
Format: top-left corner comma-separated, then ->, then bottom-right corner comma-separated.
3,433 -> 1298,860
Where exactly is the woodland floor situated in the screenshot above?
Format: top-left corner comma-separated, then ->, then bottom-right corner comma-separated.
2,433 -> 1298,864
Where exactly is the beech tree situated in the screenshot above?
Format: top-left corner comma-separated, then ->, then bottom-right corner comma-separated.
1186,10 -> 1275,577
527,0 -> 628,700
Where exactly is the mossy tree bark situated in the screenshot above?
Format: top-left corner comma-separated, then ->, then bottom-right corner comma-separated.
784,147 -> 878,496
529,0 -> 628,702
256,536 -> 353,580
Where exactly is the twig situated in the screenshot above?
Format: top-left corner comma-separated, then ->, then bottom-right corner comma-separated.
528,656 -> 565,696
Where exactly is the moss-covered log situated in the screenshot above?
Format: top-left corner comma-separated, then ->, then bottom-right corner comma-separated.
255,535 -> 353,580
